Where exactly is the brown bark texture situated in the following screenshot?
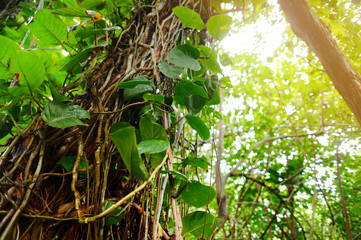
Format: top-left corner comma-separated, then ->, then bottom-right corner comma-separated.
279,0 -> 361,125
0,0 -> 209,239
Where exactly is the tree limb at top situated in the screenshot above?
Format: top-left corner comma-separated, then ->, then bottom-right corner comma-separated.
278,0 -> 361,125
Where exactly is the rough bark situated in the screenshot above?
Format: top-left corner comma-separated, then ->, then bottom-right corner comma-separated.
279,0 -> 361,125
0,0 -> 207,239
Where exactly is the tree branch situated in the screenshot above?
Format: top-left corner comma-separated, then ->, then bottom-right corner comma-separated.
279,0 -> 361,125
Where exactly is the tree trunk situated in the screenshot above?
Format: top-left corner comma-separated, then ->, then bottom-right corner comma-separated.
0,0 -> 209,239
279,0 -> 361,125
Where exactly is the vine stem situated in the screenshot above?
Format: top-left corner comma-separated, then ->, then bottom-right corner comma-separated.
82,149 -> 170,224
0,131 -> 45,240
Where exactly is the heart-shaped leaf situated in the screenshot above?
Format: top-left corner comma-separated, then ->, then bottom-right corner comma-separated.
207,14 -> 232,40
167,44 -> 201,71
172,6 -> 204,30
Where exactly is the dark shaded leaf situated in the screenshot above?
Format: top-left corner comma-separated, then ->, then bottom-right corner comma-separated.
103,201 -> 125,226
110,126 -> 149,180
41,102 -> 90,128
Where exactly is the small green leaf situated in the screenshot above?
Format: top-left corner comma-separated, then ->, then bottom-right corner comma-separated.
182,156 -> 210,170
220,52 -> 233,66
172,6 -> 204,30
158,61 -> 183,79
182,211 -> 218,239
160,170 -> 188,181
60,47 -> 96,72
143,93 -> 164,104
58,156 -> 90,178
139,117 -> 168,168
41,102 -> 90,128
117,76 -> 153,89
139,117 -> 167,141
103,201 -> 125,226
207,14 -> 232,40
28,9 -> 68,45
220,76 -> 232,88
198,46 -> 222,73
179,181 -> 216,207
110,126 -> 149,180
167,44 -> 201,71
185,115 -> 210,140
122,76 -> 155,100
138,139 -> 169,154
204,75 -> 218,99
8,51 -> 46,96
53,8 -> 88,17
80,0 -> 106,9
206,88 -> 220,105
47,74 -> 70,102
175,81 -> 208,98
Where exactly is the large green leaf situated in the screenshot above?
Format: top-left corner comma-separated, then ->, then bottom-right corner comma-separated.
167,44 -> 201,71
207,14 -> 232,40
0,35 -> 20,69
138,139 -> 169,154
172,6 -> 204,30
158,61 -> 183,79
179,181 -> 216,207
110,126 -> 149,180
28,9 -> 68,45
185,115 -> 210,140
8,51 -> 46,96
41,101 -> 90,128
182,211 -> 218,239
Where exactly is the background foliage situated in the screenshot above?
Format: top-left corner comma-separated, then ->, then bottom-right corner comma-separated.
0,0 -> 360,239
